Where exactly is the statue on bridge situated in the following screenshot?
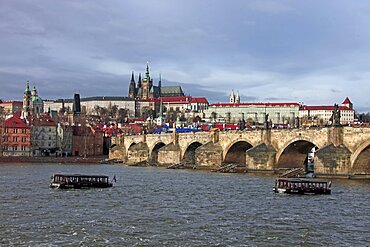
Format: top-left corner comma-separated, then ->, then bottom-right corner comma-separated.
239,113 -> 246,130
331,104 -> 341,127
264,113 -> 269,129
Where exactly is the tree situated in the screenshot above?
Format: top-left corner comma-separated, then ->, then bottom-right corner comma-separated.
141,106 -> 152,119
117,108 -> 129,123
110,105 -> 118,118
166,110 -> 177,122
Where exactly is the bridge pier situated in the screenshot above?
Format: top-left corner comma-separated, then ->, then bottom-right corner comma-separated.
157,143 -> 181,166
109,145 -> 126,162
195,142 -> 223,169
126,142 -> 149,165
315,144 -> 352,176
246,143 -> 276,171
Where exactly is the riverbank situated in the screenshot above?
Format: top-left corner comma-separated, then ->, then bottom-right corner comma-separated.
0,156 -> 108,164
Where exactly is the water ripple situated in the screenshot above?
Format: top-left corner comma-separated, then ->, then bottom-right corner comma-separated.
0,164 -> 369,246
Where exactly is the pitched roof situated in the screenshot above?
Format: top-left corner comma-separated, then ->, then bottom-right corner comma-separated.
32,114 -> 57,127
160,96 -> 192,103
342,97 -> 352,104
191,97 -> 209,104
300,105 -> 352,111
4,116 -> 29,128
160,86 -> 184,95
0,101 -> 23,105
210,102 -> 300,107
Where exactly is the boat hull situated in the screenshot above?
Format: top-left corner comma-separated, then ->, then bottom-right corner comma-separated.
273,187 -> 331,195
50,182 -> 113,189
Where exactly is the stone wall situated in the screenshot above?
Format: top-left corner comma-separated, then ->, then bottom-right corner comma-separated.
195,142 -> 223,169
126,142 -> 149,165
157,143 -> 181,166
246,143 -> 276,171
315,144 -> 352,175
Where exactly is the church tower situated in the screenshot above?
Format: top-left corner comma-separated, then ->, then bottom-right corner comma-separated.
230,90 -> 236,103
31,85 -> 43,114
141,63 -> 153,100
158,73 -> 162,97
236,91 -> 240,103
22,82 -> 32,118
128,71 -> 136,99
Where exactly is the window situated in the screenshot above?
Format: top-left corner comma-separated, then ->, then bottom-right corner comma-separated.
13,146 -> 18,151
14,129 -> 18,133
49,128 -> 51,132
22,129 -> 26,134
13,137 -> 18,142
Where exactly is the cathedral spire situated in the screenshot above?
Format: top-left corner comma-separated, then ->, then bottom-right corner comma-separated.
128,71 -> 136,98
158,73 -> 162,88
145,62 -> 150,80
138,73 -> 142,88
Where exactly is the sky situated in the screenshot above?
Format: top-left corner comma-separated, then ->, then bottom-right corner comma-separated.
1,0 -> 370,112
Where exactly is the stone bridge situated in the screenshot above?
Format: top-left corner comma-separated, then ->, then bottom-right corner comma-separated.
109,127 -> 370,176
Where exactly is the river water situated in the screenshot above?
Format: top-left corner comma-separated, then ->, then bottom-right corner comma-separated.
1,163 -> 369,246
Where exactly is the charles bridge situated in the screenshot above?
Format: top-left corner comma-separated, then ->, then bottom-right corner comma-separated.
109,126 -> 370,176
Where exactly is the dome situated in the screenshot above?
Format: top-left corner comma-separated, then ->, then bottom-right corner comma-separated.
32,95 -> 43,103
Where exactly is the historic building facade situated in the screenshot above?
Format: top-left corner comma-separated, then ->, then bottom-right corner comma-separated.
31,114 -> 58,156
72,125 -> 104,157
0,101 -> 23,116
2,115 -> 31,156
204,102 -> 300,125
22,83 -> 44,118
128,64 -> 184,100
44,96 -> 136,118
299,97 -> 355,125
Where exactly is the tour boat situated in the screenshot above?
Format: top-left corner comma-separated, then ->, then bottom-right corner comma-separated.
273,178 -> 331,195
50,174 -> 114,189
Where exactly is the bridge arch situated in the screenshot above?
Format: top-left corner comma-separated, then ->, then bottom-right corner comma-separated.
182,141 -> 203,166
149,141 -> 166,165
351,140 -> 370,174
223,140 -> 253,166
276,138 -> 319,170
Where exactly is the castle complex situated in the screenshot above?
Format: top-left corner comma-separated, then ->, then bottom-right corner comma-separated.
128,63 -> 184,100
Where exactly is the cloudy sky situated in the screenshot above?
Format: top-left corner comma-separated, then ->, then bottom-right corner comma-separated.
1,0 -> 370,112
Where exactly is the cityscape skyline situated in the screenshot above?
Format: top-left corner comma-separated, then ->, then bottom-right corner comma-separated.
1,1 -> 370,112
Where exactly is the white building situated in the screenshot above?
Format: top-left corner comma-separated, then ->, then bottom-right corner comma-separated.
31,114 -> 58,156
43,96 -> 136,118
299,97 -> 355,126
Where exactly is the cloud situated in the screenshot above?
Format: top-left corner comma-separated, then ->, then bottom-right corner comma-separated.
0,0 -> 370,112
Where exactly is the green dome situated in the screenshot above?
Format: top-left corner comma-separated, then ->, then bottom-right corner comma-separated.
32,95 -> 43,103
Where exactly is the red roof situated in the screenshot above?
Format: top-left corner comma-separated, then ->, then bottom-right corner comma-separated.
4,116 -> 29,128
210,102 -> 300,107
160,96 -> 192,103
32,114 -> 57,127
300,105 -> 352,111
191,97 -> 209,104
0,101 -> 23,105
342,97 -> 352,105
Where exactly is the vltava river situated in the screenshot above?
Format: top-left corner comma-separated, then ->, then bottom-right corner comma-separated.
1,163 -> 369,246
